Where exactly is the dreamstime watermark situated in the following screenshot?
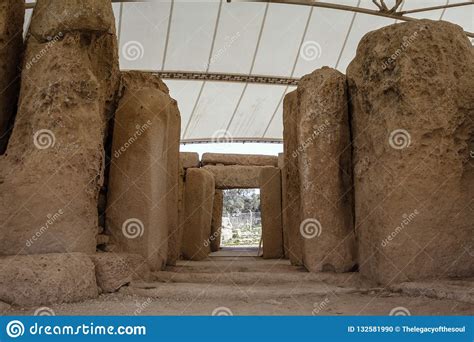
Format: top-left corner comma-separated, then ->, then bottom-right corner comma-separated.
33,129 -> 56,150
6,320 -> 146,337
381,29 -> 421,70
300,218 -> 322,239
312,298 -> 330,315
122,218 -> 145,239
300,40 -> 322,61
122,40 -> 145,61
114,120 -> 152,158
205,32 -> 241,69
6,320 -> 24,338
381,209 -> 419,247
211,129 -> 233,143
464,245 -> 474,257
25,32 -> 63,70
26,209 -> 64,248
203,228 -> 221,248
292,120 -> 330,158
133,298 -> 153,316
34,307 -> 55,316
389,129 -> 411,150
212,307 -> 233,316
389,306 -> 411,316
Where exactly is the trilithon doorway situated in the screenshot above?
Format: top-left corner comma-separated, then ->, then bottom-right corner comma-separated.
212,188 -> 262,257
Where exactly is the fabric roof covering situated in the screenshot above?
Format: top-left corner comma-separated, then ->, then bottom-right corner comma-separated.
24,0 -> 474,143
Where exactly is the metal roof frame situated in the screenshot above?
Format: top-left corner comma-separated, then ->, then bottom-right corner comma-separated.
24,0 -> 474,144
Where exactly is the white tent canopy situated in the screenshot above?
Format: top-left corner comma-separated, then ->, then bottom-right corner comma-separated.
24,0 -> 474,143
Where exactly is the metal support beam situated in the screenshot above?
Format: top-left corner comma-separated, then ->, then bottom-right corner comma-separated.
400,2 -> 473,15
139,70 -> 299,86
227,0 -> 474,37
181,137 -> 283,144
24,0 -> 474,37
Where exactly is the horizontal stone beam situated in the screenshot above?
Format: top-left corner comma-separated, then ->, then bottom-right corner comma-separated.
201,153 -> 278,167
180,152 -> 200,169
202,165 -> 268,189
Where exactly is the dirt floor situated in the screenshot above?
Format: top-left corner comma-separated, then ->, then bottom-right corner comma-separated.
4,250 -> 474,316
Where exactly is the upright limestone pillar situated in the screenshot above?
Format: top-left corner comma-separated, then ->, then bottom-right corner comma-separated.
282,91 -> 303,265
0,0 -> 24,154
181,168 -> 215,261
210,190 -> 223,252
347,20 -> 474,284
0,0 -> 120,255
260,166 -> 284,259
107,71 -> 181,271
278,153 -> 289,258
297,68 -> 355,273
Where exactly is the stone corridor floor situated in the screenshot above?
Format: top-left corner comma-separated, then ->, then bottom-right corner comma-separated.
5,256 -> 474,316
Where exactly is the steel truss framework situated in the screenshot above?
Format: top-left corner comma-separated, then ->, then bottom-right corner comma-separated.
24,0 -> 474,144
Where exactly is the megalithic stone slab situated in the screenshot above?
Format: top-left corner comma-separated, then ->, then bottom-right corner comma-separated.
181,168 -> 215,261
89,253 -> 151,293
107,71 -> 181,271
283,91 -> 303,265
278,152 -> 289,258
203,165 -> 263,189
0,0 -> 120,256
0,253 -> 98,306
347,20 -> 474,284
296,67 -> 356,273
210,190 -> 223,252
167,161 -> 186,265
202,153 -> 278,167
260,166 -> 284,259
180,152 -> 200,169
0,0 -> 24,154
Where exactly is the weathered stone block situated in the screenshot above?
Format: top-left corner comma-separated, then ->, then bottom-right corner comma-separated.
0,253 -> 98,306
347,20 -> 474,284
0,0 -> 120,255
90,253 -> 151,293
210,190 -> 223,252
278,152 -> 289,258
167,164 -> 186,265
181,168 -> 215,261
260,167 -> 284,259
107,71 -> 181,271
283,91 -> 303,265
296,67 -> 356,273
30,0 -> 116,39
180,152 -> 200,169
0,0 -> 24,154
202,153 -> 278,166
203,165 -> 263,189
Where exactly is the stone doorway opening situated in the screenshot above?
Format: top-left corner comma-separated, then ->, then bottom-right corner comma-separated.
213,188 -> 262,257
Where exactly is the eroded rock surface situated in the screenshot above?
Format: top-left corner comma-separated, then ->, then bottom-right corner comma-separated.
167,161 -> 186,265
107,71 -> 180,271
180,152 -> 200,169
210,190 -> 223,252
278,153 -> 290,258
203,165 -> 263,189
202,153 -> 278,167
90,253 -> 151,293
282,91 -> 303,265
296,68 -> 356,273
0,0 -> 24,154
181,168 -> 215,261
0,253 -> 98,306
347,20 -> 474,284
0,0 -> 120,255
260,167 -> 284,259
